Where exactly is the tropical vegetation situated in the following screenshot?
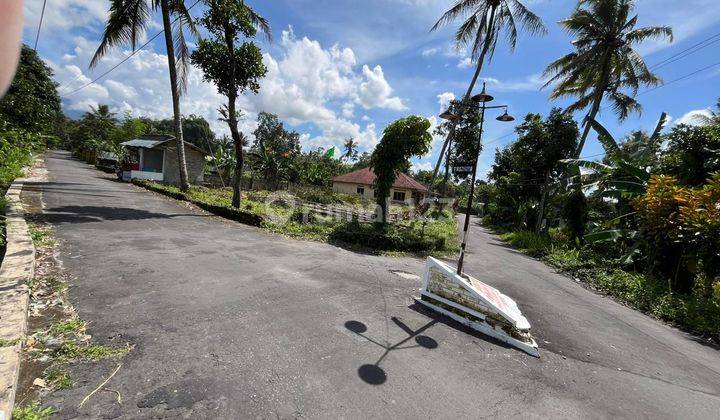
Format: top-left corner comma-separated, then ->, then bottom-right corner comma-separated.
92,0 -> 201,191
429,0 -> 546,190
191,0 -> 269,207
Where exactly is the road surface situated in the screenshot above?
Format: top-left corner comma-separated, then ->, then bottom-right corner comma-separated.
35,151 -> 720,418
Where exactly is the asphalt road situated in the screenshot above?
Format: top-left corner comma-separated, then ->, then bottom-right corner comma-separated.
37,151 -> 720,419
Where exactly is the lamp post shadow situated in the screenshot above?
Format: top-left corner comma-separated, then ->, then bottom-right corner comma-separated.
344,317 -> 439,385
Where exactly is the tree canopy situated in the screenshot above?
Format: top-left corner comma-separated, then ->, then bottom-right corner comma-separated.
249,112 -> 301,190
370,116 -> 432,221
0,45 -> 61,133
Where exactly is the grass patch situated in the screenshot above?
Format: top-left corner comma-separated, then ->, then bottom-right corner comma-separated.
545,245 -> 597,272
56,341 -> 130,362
12,401 -> 57,420
499,230 -> 551,257
0,337 -> 21,347
28,223 -> 55,247
44,366 -> 72,390
47,319 -> 86,336
134,180 -> 459,255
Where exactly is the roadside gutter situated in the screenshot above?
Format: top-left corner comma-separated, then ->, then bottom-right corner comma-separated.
0,175 -> 35,419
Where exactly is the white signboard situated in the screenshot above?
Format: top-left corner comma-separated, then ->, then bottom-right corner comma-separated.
417,257 -> 538,356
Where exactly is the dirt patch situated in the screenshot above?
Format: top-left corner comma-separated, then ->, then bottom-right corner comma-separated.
14,159 -> 132,414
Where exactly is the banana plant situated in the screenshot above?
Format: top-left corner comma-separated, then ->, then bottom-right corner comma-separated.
560,113 -> 668,260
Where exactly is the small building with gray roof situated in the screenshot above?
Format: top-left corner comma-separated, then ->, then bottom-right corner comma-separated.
120,135 -> 207,185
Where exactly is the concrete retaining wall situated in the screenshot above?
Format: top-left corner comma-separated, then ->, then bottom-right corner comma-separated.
0,178 -> 35,419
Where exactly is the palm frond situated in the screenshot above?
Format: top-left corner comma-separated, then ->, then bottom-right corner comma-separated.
431,0 -> 482,31
587,118 -> 621,157
246,5 -> 272,41
91,0 -> 150,68
650,111 -> 669,141
626,25 -> 673,44
509,0 -> 547,35
173,16 -> 190,94
560,158 -> 613,173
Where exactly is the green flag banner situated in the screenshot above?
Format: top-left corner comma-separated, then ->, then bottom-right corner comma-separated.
325,146 -> 336,158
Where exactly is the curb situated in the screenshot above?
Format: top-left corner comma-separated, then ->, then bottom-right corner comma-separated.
0,177 -> 35,419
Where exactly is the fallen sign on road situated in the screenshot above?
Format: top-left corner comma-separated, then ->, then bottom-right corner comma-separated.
415,257 -> 539,357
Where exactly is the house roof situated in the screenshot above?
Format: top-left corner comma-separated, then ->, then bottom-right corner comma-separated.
332,167 -> 428,192
121,138 -> 170,149
121,135 -> 208,155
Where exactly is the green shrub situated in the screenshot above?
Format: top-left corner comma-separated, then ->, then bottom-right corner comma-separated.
1,125 -> 43,188
329,218 -> 458,254
546,246 -> 588,271
134,181 -> 458,254
499,230 -> 551,257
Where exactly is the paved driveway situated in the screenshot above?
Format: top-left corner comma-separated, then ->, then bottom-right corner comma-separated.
38,151 -> 720,418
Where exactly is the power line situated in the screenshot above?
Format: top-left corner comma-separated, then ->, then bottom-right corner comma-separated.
33,0 -> 48,51
59,0 -> 202,97
651,38 -> 720,72
638,60 -> 720,97
61,31 -> 166,97
649,31 -> 720,70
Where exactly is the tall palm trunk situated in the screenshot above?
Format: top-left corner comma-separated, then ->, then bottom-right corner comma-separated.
223,21 -> 244,208
434,5 -> 498,193
228,95 -> 244,207
535,168 -> 551,232
574,50 -> 613,159
160,0 -> 190,191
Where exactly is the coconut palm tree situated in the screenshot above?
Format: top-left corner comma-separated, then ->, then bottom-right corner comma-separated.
342,138 -> 359,162
543,0 -> 673,159
91,0 -> 199,191
84,104 -> 117,125
430,0 -> 546,190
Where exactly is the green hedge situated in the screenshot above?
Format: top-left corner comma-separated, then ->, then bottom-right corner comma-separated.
132,180 -> 264,227
133,180 -> 459,255
1,126 -> 43,188
330,216 -> 458,253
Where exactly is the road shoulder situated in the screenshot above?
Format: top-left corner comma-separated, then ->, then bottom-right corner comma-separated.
0,165 -> 38,419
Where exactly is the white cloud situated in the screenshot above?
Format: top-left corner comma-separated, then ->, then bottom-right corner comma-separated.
358,65 -> 406,110
342,102 -> 355,118
674,109 -> 713,126
457,57 -> 473,69
437,92 -> 455,112
421,47 -> 439,57
23,0 -> 108,34
635,0 -> 720,55
412,161 -> 433,172
481,74 -> 545,92
51,26 -> 411,153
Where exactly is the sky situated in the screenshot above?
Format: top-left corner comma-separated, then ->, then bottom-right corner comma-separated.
21,0 -> 720,179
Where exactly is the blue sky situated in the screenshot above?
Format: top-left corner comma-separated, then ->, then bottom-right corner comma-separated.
22,0 -> 720,179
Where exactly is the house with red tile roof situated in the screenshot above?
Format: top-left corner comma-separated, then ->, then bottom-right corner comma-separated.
331,167 -> 428,203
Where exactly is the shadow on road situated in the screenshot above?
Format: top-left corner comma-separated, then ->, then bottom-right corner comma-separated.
37,205 -> 211,225
408,302 -> 517,354
344,317 -> 439,385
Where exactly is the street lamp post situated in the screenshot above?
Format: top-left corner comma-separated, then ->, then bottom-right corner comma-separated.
440,82 -> 514,276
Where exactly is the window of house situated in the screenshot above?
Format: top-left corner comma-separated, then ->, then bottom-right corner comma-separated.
141,148 -> 164,173
357,186 -> 364,195
392,191 -> 406,202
